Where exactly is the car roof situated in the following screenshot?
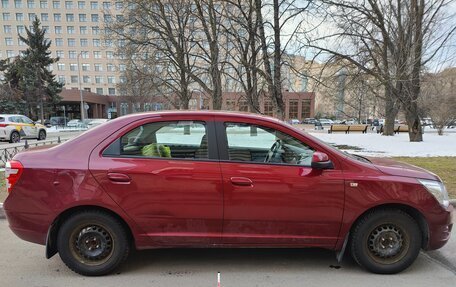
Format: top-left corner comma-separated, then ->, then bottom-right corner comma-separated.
116,110 -> 283,124
0,114 -> 25,117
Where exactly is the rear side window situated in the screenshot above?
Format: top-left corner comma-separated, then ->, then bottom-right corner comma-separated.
104,121 -> 209,160
0,117 -> 4,122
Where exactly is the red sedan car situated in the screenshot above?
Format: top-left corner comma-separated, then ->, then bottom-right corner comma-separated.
4,111 -> 453,276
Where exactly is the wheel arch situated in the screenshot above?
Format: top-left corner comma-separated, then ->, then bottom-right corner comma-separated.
46,205 -> 134,259
348,203 -> 429,249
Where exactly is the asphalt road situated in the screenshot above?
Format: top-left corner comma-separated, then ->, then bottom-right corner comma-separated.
0,219 -> 454,287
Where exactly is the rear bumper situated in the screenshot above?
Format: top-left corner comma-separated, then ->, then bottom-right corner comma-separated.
426,204 -> 453,250
4,208 -> 50,246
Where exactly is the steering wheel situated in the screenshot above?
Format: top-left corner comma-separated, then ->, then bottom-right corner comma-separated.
264,140 -> 282,163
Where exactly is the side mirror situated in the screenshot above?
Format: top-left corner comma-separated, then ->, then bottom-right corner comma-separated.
311,151 -> 334,170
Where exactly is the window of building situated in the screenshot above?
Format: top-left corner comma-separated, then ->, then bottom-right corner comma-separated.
3,13 -> 11,21
94,63 -> 102,70
66,13 -> 74,21
54,26 -> 62,34
28,13 -> 36,21
16,25 -> 25,34
40,1 -> 48,8
95,76 -> 103,83
238,100 -> 249,112
3,25 -> 12,34
93,51 -> 101,59
102,1 -> 110,9
68,50 -> 76,58
91,26 -> 99,34
115,1 -> 122,10
77,1 -> 84,9
6,50 -> 15,58
81,63 -> 90,71
79,26 -> 87,34
106,51 -> 113,59
103,14 -> 112,23
52,0 -> 59,8
92,38 -> 100,47
79,13 -> 86,22
91,14 -> 98,22
288,99 -> 299,119
58,75 -> 65,83
16,13 -> 24,21
18,38 -> 25,46
56,50 -> 64,58
107,64 -> 115,72
67,38 -> 76,46
80,38 -> 88,46
40,13 -> 49,21
83,75 -> 90,83
65,1 -> 72,9
264,101 -> 273,117
71,75 -> 78,83
225,100 -> 235,111
107,76 -> 115,84
81,51 -> 89,58
90,1 -> 97,9
55,38 -> 63,46
301,100 -> 311,119
2,0 -> 9,8
108,88 -> 115,95
27,0 -> 35,8
96,88 -> 103,94
57,63 -> 65,71
118,64 -> 126,72
224,122 -> 314,165
15,0 -> 23,8
5,38 -> 14,46
69,63 -> 77,71
67,26 -> 75,34
53,13 -> 61,21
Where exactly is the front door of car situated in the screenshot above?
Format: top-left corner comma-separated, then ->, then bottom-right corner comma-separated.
90,118 -> 223,246
216,121 -> 345,248
19,116 -> 38,138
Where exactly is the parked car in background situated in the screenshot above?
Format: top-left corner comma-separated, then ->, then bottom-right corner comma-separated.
87,118 -> 109,129
4,111 -> 452,276
49,116 -> 68,127
318,118 -> 334,125
289,119 -> 300,125
66,119 -> 85,128
0,114 -> 47,143
302,118 -> 317,124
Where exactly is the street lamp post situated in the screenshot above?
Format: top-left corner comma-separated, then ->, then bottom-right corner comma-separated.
77,52 -> 85,121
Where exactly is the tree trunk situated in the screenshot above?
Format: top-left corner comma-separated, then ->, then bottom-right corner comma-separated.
405,102 -> 423,142
383,91 -> 397,136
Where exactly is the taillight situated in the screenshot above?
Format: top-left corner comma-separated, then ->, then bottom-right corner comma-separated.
0,123 -> 8,128
5,160 -> 24,193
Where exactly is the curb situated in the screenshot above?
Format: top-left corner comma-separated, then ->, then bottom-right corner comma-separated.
0,203 -> 4,219
450,199 -> 456,208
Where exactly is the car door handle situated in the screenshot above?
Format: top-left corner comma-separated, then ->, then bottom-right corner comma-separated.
230,177 -> 253,187
107,172 -> 131,183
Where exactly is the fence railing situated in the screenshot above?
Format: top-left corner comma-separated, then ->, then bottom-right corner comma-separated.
0,137 -> 70,168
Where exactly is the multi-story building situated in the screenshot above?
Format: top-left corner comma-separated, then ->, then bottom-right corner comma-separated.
0,0 -> 122,97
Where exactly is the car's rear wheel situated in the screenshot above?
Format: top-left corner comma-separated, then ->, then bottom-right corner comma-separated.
350,208 -> 422,274
57,211 -> 130,276
37,130 -> 46,140
9,131 -> 20,143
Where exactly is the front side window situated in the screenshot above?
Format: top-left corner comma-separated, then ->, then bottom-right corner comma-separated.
224,123 -> 314,166
105,121 -> 209,160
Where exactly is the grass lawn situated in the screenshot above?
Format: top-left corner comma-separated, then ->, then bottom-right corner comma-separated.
392,157 -> 456,199
0,157 -> 454,202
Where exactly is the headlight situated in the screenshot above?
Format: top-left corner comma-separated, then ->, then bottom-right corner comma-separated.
418,179 -> 450,208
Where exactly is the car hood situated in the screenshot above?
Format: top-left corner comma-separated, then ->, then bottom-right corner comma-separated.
368,157 -> 440,181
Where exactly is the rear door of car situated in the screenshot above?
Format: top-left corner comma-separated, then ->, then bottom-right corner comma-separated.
214,117 -> 345,248
89,115 -> 224,246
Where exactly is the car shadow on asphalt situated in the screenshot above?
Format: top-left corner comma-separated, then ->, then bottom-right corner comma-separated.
119,248 -> 358,275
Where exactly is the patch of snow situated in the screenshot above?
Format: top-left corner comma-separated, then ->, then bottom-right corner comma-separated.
309,132 -> 456,157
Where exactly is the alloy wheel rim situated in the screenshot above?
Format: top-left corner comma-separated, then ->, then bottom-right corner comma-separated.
12,133 -> 19,142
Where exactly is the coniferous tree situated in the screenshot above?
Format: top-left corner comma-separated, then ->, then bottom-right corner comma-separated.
13,17 -> 63,121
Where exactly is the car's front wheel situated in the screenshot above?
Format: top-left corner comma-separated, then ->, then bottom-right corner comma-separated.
350,208 -> 422,274
9,131 -> 20,143
57,211 -> 130,276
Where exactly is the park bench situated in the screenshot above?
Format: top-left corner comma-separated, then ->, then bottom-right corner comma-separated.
395,125 -> 409,134
348,124 -> 368,133
328,124 -> 350,134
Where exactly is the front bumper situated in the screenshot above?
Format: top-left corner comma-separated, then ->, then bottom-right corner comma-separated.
426,204 -> 454,250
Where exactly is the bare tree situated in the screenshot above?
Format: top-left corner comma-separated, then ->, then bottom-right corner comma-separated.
421,68 -> 456,135
302,0 -> 456,141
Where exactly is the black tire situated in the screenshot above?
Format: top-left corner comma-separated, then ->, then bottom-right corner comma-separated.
57,210 -> 130,276
37,129 -> 46,140
350,208 -> 422,274
9,131 -> 20,143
